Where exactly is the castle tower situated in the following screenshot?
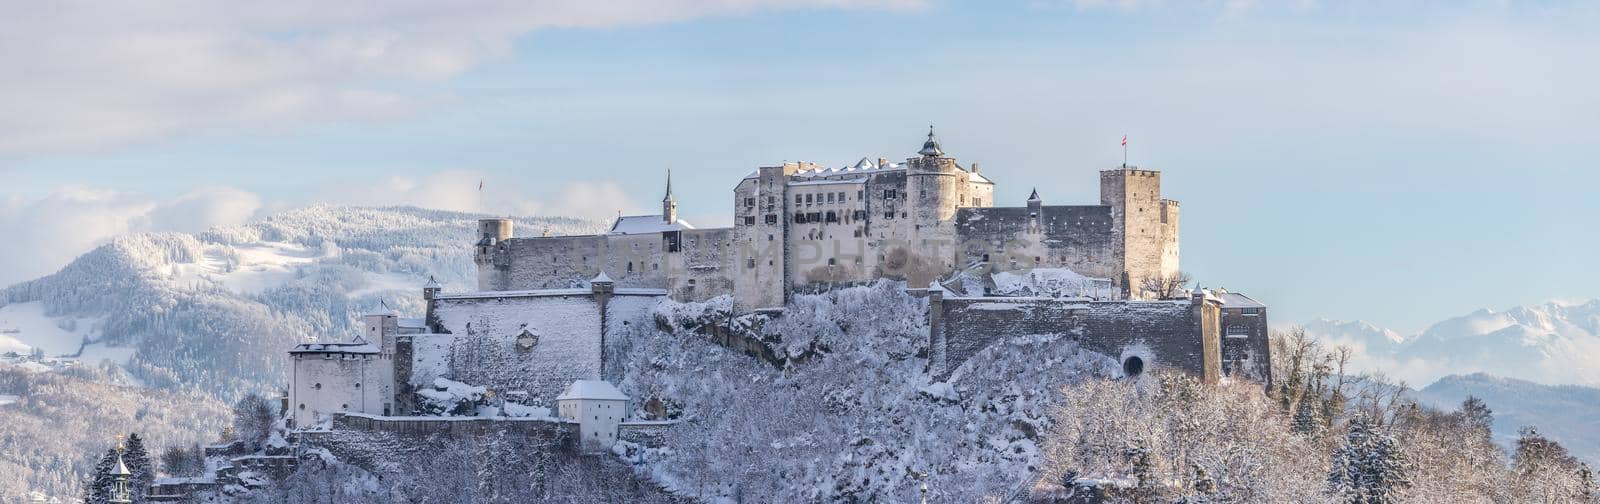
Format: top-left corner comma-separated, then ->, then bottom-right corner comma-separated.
1100,166 -> 1180,298
474,218 -> 513,290
662,170 -> 677,224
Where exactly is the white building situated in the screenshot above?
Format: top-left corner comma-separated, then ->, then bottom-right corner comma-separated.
289,339 -> 393,429
556,380 -> 629,451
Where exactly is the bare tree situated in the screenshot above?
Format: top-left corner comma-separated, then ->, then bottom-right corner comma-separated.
1139,271 -> 1193,299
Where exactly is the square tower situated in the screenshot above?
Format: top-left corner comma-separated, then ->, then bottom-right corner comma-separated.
1100,167 -> 1179,297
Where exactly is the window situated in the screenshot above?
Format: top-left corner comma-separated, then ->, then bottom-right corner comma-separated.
828,258 -> 836,266
974,198 -> 982,206
299,404 -> 305,410
794,213 -> 806,224
1226,325 -> 1250,338
857,190 -> 864,200
354,382 -> 361,388
744,197 -> 755,207
744,216 -> 756,225
765,214 -> 777,225
687,279 -> 696,289
314,383 -> 322,390
627,262 -> 634,273
805,194 -> 813,204
747,258 -> 756,268
827,193 -> 835,203
884,189 -> 896,199
796,195 -> 803,204
825,211 -> 838,223
839,191 -> 847,201
885,212 -> 894,219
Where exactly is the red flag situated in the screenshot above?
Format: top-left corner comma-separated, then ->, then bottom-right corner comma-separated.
478,179 -> 484,191
1121,134 -> 1127,147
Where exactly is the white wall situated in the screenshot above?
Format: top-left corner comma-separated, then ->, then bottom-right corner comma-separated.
557,397 -> 627,451
290,352 -> 393,429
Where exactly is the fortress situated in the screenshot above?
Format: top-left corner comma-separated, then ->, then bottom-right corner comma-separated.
286,128 -> 1272,449
473,127 -> 1179,312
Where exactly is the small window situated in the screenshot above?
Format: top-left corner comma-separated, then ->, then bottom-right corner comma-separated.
314,383 -> 322,390
805,194 -> 813,204
744,197 -> 755,207
795,195 -> 803,204
765,214 -> 777,225
298,404 -> 305,410
827,193 -> 835,203
744,216 -> 755,225
884,189 -> 896,199
747,258 -> 756,269
885,212 -> 894,219
354,383 -> 361,389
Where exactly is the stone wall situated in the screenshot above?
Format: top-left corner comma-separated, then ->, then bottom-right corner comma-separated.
929,293 -> 1223,383
955,205 -> 1119,281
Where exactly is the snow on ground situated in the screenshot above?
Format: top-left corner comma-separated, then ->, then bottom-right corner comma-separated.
0,302 -> 102,356
161,242 -> 322,294
0,394 -> 18,406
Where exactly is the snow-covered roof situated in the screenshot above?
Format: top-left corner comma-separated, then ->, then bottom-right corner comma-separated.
431,287 -> 667,301
609,215 -> 694,235
289,342 -> 380,354
556,380 -> 628,401
397,318 -> 426,329
1218,292 -> 1266,309
590,271 -> 614,284
423,276 -> 442,290
111,454 -> 130,476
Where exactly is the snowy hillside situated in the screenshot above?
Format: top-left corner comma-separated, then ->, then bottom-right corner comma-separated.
0,205 -> 600,395
1300,299 -> 1600,388
1415,373 -> 1600,464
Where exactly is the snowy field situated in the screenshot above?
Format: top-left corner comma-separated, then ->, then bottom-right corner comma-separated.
0,301 -> 106,357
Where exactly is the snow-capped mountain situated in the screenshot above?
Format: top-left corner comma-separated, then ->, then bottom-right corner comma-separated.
0,205 -> 601,396
1301,300 -> 1600,388
1415,373 -> 1600,464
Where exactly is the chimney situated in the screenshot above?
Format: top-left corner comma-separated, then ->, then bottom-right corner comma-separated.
878,157 -> 888,168
970,162 -> 980,174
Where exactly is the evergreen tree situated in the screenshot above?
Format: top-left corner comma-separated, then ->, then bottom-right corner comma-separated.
1293,384 -> 1321,435
1328,416 -> 1412,504
81,447 -> 116,504
124,433 -> 153,503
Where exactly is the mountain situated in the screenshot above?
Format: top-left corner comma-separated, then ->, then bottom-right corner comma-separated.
0,205 -> 601,396
0,205 -> 600,501
1415,373 -> 1600,464
1299,300 -> 1600,388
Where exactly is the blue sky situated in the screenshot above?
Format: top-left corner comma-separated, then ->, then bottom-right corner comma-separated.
1,0 -> 1596,333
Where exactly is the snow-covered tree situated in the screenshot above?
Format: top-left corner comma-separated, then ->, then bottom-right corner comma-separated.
123,433 -> 153,503
232,393 -> 276,451
1327,415 -> 1411,503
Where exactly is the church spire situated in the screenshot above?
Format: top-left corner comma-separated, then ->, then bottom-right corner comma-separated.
662,170 -> 678,224
918,125 -> 944,157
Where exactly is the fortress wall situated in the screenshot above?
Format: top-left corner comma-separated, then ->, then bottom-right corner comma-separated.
955,205 -> 1119,281
932,296 -> 1219,382
667,228 -> 738,301
430,294 -> 604,408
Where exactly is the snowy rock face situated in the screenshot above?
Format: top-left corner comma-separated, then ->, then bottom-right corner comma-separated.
615,283 -> 1122,502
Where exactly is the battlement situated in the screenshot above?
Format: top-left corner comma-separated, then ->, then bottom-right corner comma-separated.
1100,167 -> 1161,178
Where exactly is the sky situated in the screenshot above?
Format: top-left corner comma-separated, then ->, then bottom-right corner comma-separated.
1,0 -> 1596,334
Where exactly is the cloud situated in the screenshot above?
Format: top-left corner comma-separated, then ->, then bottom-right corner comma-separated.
336,170 -> 646,222
0,0 -> 923,157
0,185 -> 264,285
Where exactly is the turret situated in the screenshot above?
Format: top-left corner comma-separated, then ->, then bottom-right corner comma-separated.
109,440 -> 133,504
662,170 -> 677,224
918,125 -> 944,157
